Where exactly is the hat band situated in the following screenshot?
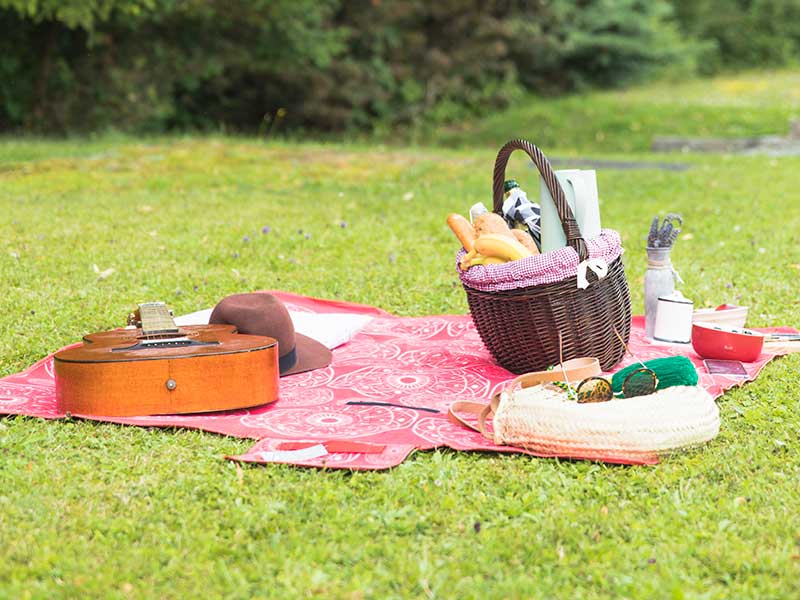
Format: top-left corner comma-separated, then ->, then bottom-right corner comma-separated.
279,346 -> 298,373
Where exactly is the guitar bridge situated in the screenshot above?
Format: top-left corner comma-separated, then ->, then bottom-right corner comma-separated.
112,337 -> 220,352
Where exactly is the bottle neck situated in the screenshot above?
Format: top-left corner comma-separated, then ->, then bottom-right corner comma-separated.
646,247 -> 672,269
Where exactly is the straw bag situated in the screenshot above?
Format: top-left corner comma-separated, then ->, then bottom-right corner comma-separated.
459,139 -> 632,374
449,380 -> 720,463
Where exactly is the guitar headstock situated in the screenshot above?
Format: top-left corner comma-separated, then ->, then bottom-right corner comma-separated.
127,302 -> 178,336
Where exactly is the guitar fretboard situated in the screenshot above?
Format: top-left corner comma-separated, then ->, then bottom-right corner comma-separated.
138,302 -> 180,337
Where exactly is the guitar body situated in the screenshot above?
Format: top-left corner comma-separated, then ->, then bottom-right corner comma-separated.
54,324 -> 279,417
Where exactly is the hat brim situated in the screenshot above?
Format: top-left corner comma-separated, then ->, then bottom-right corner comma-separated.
280,332 -> 332,377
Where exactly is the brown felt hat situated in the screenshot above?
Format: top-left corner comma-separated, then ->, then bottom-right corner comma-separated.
209,293 -> 332,376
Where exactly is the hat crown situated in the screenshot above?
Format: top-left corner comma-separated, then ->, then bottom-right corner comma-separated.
209,292 -> 332,376
209,293 -> 295,357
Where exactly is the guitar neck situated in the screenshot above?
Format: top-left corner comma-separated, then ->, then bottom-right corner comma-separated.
138,302 -> 180,337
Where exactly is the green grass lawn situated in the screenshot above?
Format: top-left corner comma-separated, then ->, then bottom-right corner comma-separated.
420,69 -> 800,153
2,70 -> 800,599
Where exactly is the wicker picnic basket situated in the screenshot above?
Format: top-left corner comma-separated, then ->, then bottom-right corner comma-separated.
460,139 -> 632,374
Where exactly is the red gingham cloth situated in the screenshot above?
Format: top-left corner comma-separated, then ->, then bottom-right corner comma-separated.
457,229 -> 624,292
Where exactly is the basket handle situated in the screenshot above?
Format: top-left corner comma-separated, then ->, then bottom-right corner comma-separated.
492,139 -> 589,261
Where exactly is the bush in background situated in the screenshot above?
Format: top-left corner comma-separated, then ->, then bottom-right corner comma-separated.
0,0 -> 346,132
670,0 -> 800,74
1,0 -> 688,134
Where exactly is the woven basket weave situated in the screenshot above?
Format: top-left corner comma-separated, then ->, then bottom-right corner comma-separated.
450,384 -> 720,464
462,139 -> 632,373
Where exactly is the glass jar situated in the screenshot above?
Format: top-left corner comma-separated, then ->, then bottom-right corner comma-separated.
644,247 -> 676,339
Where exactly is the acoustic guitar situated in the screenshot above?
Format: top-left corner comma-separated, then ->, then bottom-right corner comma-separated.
54,302 -> 279,416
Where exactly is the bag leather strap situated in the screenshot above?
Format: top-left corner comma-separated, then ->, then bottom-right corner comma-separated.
509,357 -> 601,388
447,357 -> 602,441
448,396 -> 500,440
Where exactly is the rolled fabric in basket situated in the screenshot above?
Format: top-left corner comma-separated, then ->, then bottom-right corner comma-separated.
611,355 -> 698,394
458,228 -> 623,293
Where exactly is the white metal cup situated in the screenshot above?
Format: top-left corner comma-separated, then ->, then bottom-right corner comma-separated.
653,290 -> 693,344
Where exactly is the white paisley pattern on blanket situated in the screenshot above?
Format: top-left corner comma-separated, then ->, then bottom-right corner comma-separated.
0,292 -> 791,470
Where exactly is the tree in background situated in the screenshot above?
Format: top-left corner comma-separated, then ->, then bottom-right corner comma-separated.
1,0 -> 689,134
0,0 -> 343,132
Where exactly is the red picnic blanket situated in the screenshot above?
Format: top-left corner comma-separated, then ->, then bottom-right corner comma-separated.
0,291 -> 795,469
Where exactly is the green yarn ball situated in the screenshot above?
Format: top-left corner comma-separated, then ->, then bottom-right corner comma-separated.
611,355 -> 698,394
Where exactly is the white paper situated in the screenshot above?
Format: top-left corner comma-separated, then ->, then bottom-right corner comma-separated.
290,311 -> 374,349
258,444 -> 328,463
173,309 -> 373,350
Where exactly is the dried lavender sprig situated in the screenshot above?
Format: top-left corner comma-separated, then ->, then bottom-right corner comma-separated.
667,229 -> 680,246
660,222 -> 673,245
647,216 -> 660,246
647,213 -> 684,248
